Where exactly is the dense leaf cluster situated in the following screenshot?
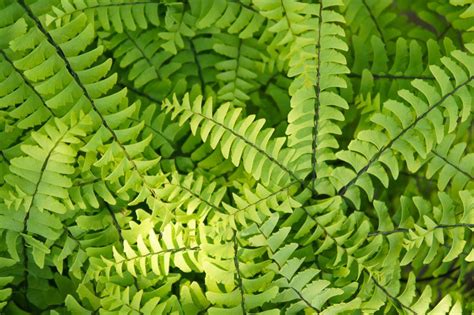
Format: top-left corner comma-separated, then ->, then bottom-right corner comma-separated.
0,0 -> 473,314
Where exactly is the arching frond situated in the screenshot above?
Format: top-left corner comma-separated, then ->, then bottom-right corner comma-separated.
335,49 -> 473,207
164,93 -> 305,187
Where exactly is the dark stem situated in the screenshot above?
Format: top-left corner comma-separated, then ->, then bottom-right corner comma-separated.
310,3 -> 324,194
370,223 -> 474,236
401,265 -> 461,283
233,236 -> 246,314
361,0 -> 386,45
105,204 -> 124,243
368,270 -> 416,314
432,150 -> 473,180
255,225 -> 319,312
189,39 -> 206,98
0,50 -> 54,116
347,72 -> 435,81
123,30 -> 159,78
117,81 -> 162,103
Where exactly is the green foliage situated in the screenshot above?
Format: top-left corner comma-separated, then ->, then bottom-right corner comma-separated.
0,0 -> 473,314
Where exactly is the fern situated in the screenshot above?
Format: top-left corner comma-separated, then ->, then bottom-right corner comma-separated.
0,0 -> 473,313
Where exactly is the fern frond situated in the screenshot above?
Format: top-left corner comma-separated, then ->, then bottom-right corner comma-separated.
102,29 -> 171,90
0,255 -> 14,311
343,0 -> 400,45
285,0 -> 349,195
70,173 -> 119,209
364,271 -> 467,314
102,30 -> 220,99
0,113 -> 93,312
267,216 -> 359,313
191,0 -> 264,38
425,134 -> 474,191
157,172 -> 227,223
221,181 -> 301,228
0,49 -> 53,131
343,37 -> 460,154
277,196 -> 449,314
70,207 -> 123,264
239,212 -> 362,313
164,94 -> 305,187
72,279 -> 183,313
0,3 -> 27,50
428,0 -> 474,47
180,280 -> 210,314
133,104 -> 178,158
157,4 -> 195,55
203,223 -> 282,314
349,36 -> 436,100
253,0 -> 315,53
1,114 -> 90,267
335,50 -> 473,206
47,0 -> 171,32
96,223 -> 200,279
213,34 -> 264,107
14,2 -> 167,210
372,193 -> 473,267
